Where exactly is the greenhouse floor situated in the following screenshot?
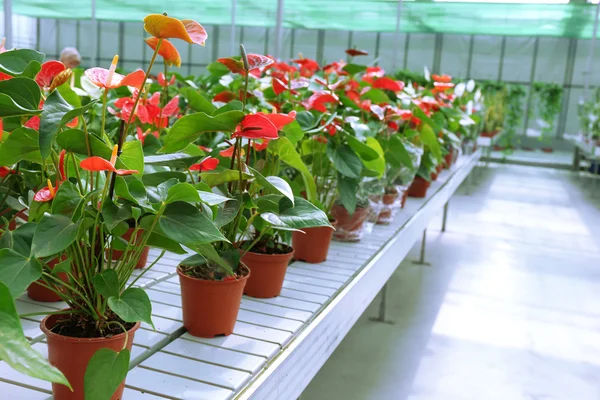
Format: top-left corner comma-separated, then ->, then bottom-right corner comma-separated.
303,164 -> 600,400
487,149 -> 573,169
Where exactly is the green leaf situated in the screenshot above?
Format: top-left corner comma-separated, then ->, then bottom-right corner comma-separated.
159,202 -> 228,245
337,175 -> 359,214
329,144 -> 363,179
92,270 -> 120,299
248,167 -> 294,205
11,223 -> 36,257
421,124 -> 442,162
161,111 -> 245,153
413,106 -> 440,133
342,63 -> 367,75
200,169 -> 253,187
214,198 -> 241,228
101,198 -> 133,232
363,137 -> 386,178
0,127 -> 42,166
165,182 -> 201,204
144,153 -> 202,169
207,61 -> 230,77
116,141 -> 144,176
52,257 -> 72,276
142,171 -> 186,186
187,243 -> 233,274
346,134 -> 379,162
84,348 -> 129,400
0,49 -> 45,77
282,120 -> 305,144
39,90 -> 96,160
268,137 -> 317,203
295,111 -> 317,130
183,87 -> 216,114
51,181 -> 84,220
262,196 -> 331,230
0,281 -> 70,388
196,190 -> 231,206
57,82 -> 81,108
108,287 -> 153,325
0,77 -> 42,117
0,249 -> 42,298
211,100 -> 243,116
387,135 -> 414,169
361,88 -> 391,105
56,129 -> 112,158
32,214 -> 81,258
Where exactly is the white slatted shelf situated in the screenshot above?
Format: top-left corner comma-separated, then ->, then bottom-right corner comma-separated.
0,381 -> 48,400
10,150 -> 480,400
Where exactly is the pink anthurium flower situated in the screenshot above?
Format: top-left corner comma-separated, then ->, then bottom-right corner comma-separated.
85,55 -> 146,89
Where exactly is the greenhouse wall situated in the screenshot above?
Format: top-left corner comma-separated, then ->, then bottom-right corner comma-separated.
3,2 -> 600,146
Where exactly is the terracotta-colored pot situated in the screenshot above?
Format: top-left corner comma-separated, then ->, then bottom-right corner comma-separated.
430,171 -> 438,181
331,205 -> 369,241
481,130 -> 498,138
40,313 -> 139,400
377,190 -> 400,224
407,176 -> 431,198
242,246 -> 294,298
178,265 -> 249,338
27,257 -> 68,302
292,223 -> 336,264
444,148 -> 454,169
541,147 -> 553,153
111,228 -> 149,269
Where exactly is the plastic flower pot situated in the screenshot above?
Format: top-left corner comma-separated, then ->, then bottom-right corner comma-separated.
407,176 -> 431,198
111,228 -> 149,269
292,222 -> 336,264
401,189 -> 408,209
241,245 -> 294,298
178,265 -> 249,338
27,257 -> 68,302
40,313 -> 139,400
331,204 -> 369,242
377,189 -> 400,225
444,148 -> 454,169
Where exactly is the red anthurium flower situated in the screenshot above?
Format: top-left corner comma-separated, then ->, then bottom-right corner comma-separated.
410,116 -> 422,127
432,82 -> 455,93
85,55 -> 146,89
145,38 -> 181,67
372,77 -> 404,92
25,116 -> 40,130
34,179 -> 57,202
143,14 -> 207,46
307,92 -> 340,112
293,58 -> 320,73
213,91 -> 237,103
272,77 -> 289,96
345,48 -> 369,57
199,145 -> 212,152
0,166 -> 16,178
219,145 -> 244,158
397,109 -> 413,120
252,139 -> 270,151
247,54 -> 274,71
58,149 -> 67,181
345,90 -> 361,104
388,121 -> 399,131
80,145 -> 139,176
233,114 -> 279,140
217,57 -> 245,75
189,156 -> 219,172
323,61 -> 347,75
158,72 -> 176,87
312,135 -> 328,144
136,127 -> 159,144
360,99 -> 372,112
432,74 -> 452,83
162,96 -> 180,117
259,111 -> 296,131
0,71 -> 11,81
272,61 -> 297,73
35,61 -> 66,89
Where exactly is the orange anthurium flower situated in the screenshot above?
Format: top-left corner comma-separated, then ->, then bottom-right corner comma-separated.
372,77 -> 404,92
345,48 -> 369,57
219,145 -> 244,158
252,139 -> 270,151
189,156 -> 219,172
34,179 -> 56,202
143,14 -> 207,46
35,61 -> 66,89
146,38 -> 181,67
259,111 -> 296,131
158,72 -> 176,87
233,114 -> 279,140
432,74 -> 452,83
85,55 -> 146,89
433,82 -> 455,93
213,91 -> 237,103
80,145 -> 139,176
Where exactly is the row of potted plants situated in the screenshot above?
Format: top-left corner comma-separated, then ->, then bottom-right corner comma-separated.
0,14 -> 481,400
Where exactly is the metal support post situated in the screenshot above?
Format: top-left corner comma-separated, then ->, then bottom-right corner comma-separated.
369,283 -> 394,324
584,2 -> 600,101
273,0 -> 285,60
441,202 -> 449,232
91,0 -> 98,68
4,0 -> 13,49
412,229 -> 430,266
573,145 -> 581,172
230,0 -> 237,55
391,0 -> 403,71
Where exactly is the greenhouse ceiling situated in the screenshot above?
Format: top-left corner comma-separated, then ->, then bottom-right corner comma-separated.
2,0 -> 600,38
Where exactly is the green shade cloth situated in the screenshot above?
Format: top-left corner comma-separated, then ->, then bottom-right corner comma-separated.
4,0 -> 600,38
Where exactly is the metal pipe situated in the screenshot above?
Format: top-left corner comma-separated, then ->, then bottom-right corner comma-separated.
273,0 -> 285,59
4,0 -> 13,49
392,0 -> 403,70
230,0 -> 237,55
91,0 -> 98,67
583,2 -> 600,100
442,202 -> 449,232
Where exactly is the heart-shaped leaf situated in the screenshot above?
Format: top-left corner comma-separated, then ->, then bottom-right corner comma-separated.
84,348 -> 129,400
0,127 -> 42,166
0,49 -> 45,77
328,144 -> 363,179
107,287 -> 153,326
92,269 -> 120,299
32,214 -> 81,258
0,77 -> 42,117
159,202 -> 228,245
56,129 -> 112,158
0,249 -> 42,298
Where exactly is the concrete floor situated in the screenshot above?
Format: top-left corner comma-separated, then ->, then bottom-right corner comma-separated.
302,164 -> 600,400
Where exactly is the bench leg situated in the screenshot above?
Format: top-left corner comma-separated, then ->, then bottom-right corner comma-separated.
441,202 -> 449,232
412,229 -> 430,266
572,146 -> 581,172
369,283 -> 394,324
